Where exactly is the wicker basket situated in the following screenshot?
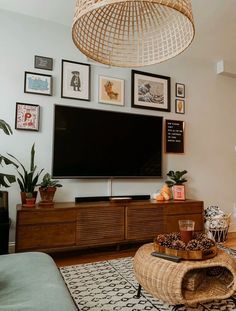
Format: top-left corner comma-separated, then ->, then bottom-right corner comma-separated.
133,243 -> 236,305
205,214 -> 231,243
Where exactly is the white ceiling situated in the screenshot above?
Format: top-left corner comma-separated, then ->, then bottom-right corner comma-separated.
0,0 -> 236,63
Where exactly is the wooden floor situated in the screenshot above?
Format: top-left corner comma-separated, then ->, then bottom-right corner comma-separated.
52,232 -> 236,267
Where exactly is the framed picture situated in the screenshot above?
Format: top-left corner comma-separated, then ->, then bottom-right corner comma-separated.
99,76 -> 125,106
131,70 -> 170,112
175,99 -> 185,114
24,72 -> 52,96
15,103 -> 40,131
61,59 -> 90,101
176,83 -> 185,98
34,55 -> 53,71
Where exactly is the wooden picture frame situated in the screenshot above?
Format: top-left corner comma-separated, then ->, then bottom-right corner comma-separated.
15,103 -> 40,131
24,71 -> 52,96
176,83 -> 185,98
61,59 -> 90,101
99,75 -> 125,106
34,55 -> 53,71
131,70 -> 171,112
175,99 -> 185,114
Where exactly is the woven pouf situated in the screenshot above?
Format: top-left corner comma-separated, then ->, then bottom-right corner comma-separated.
133,243 -> 236,305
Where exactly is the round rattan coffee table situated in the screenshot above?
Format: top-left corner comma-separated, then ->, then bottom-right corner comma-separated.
133,243 -> 236,306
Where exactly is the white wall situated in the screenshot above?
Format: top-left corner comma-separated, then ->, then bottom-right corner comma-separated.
1,10 -> 236,242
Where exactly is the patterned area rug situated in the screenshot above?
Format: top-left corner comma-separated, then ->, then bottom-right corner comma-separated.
60,246 -> 236,311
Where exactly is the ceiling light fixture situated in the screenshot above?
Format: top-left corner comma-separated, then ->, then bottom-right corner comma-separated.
72,0 -> 195,67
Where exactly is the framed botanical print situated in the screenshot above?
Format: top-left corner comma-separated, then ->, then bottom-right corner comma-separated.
61,59 -> 90,101
15,103 -> 40,131
131,70 -> 171,112
99,76 -> 125,106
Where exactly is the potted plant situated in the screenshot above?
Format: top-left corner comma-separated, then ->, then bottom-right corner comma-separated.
0,119 -> 18,187
7,143 -> 43,205
166,170 -> 188,200
25,192 -> 36,207
38,173 -> 62,207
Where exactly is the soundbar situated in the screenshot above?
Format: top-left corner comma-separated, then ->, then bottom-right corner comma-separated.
75,194 -> 150,203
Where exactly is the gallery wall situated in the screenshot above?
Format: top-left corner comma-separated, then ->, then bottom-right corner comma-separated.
1,9 -> 236,241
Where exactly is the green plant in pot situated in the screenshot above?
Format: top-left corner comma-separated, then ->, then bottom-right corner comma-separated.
25,192 -> 36,207
0,119 -> 18,187
7,143 -> 43,205
38,173 -> 62,207
166,170 -> 188,200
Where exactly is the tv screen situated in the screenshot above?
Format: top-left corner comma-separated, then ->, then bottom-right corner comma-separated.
52,105 -> 163,178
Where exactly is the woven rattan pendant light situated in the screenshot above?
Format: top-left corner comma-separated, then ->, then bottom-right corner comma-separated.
72,0 -> 195,67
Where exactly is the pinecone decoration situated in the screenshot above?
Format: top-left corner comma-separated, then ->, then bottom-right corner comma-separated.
161,237 -> 173,248
171,240 -> 186,250
200,238 -> 215,249
193,232 -> 207,240
186,239 -> 202,251
168,232 -> 181,241
155,234 -> 167,244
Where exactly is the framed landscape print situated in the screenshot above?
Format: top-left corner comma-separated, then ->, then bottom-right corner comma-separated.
24,72 -> 52,96
175,99 -> 185,114
131,70 -> 170,112
15,103 -> 40,131
99,76 -> 125,106
34,55 -> 53,71
176,83 -> 185,98
61,60 -> 90,101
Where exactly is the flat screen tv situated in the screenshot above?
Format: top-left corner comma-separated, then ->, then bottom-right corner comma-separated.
52,105 -> 163,179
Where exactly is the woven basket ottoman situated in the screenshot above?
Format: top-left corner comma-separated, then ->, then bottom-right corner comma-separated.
133,243 -> 236,306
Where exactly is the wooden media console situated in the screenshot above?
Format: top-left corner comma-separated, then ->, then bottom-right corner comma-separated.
15,199 -> 204,253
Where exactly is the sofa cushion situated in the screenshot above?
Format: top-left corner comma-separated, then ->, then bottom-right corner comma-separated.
0,252 -> 77,311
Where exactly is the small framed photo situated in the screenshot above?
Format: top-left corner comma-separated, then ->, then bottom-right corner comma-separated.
15,103 -> 40,131
176,83 -> 185,98
99,76 -> 125,106
24,72 -> 52,96
131,70 -> 170,112
61,59 -> 90,101
173,185 -> 186,200
34,55 -> 53,71
175,99 -> 185,114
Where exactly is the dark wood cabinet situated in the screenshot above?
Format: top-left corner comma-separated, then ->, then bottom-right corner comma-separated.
15,199 -> 204,253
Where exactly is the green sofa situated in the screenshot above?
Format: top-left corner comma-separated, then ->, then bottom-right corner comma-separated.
0,252 -> 77,310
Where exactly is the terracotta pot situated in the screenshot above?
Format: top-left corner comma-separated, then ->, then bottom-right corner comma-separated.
25,197 -> 36,207
39,187 -> 56,203
21,191 -> 37,205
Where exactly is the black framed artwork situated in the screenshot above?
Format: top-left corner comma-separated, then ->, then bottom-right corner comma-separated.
131,70 -> 171,112
176,83 -> 185,98
24,71 -> 52,96
34,55 -> 53,71
175,99 -> 185,114
15,103 -> 40,131
61,59 -> 91,101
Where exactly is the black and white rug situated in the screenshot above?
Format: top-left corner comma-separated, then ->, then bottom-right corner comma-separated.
60,246 -> 236,311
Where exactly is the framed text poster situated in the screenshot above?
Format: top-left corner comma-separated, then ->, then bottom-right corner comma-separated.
165,119 -> 184,153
